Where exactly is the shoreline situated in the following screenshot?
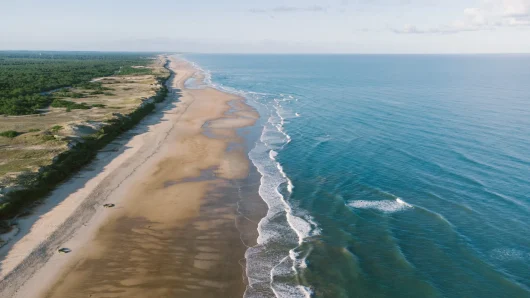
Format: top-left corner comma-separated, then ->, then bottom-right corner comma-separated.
0,59 -> 174,276
0,56 -> 262,297
0,56 -> 170,222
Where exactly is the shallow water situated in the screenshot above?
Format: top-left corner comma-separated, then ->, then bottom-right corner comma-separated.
186,54 -> 530,298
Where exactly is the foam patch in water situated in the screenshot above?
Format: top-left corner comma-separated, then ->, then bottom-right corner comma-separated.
348,198 -> 413,213
490,248 -> 529,262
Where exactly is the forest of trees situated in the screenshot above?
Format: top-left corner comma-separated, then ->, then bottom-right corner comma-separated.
0,51 -> 154,115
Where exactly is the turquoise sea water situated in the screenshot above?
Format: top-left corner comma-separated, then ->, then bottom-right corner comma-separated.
185,54 -> 530,298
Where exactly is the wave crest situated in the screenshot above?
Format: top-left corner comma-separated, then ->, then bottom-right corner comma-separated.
348,198 -> 413,213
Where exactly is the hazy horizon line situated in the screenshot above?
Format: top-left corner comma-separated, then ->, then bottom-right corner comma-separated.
2,50 -> 530,55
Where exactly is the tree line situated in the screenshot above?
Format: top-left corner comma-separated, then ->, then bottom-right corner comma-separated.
0,51 -> 156,115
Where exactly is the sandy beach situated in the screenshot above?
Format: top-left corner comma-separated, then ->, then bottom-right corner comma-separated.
0,56 -> 262,297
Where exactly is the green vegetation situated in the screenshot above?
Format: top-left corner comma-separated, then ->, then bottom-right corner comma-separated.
0,51 -> 153,115
119,66 -> 153,76
74,82 -> 112,90
51,99 -> 91,110
153,78 -> 169,103
53,89 -> 86,98
41,135 -> 56,141
0,100 -> 157,219
0,130 -> 19,138
0,63 -> 172,220
0,94 -> 50,115
50,125 -> 63,132
0,52 -> 171,222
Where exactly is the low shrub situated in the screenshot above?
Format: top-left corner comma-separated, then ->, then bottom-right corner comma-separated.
0,130 -> 19,138
51,99 -> 91,110
51,125 -> 63,132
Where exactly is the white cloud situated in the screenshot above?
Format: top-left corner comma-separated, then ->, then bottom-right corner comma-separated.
395,0 -> 530,34
249,6 -> 327,14
464,8 -> 487,25
393,23 -> 490,34
503,0 -> 530,17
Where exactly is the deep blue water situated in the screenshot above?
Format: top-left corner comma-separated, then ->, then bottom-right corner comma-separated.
185,54 -> 530,298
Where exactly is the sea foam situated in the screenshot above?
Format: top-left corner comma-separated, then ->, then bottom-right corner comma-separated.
182,56 -> 316,298
348,198 -> 413,213
245,94 -> 317,298
490,248 -> 529,262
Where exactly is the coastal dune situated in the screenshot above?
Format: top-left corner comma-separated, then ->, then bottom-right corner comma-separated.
0,56 -> 260,297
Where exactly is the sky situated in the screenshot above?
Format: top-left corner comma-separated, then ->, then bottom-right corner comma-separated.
1,0 -> 530,53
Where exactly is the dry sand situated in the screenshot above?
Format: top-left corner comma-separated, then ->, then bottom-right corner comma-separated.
0,56 -> 260,298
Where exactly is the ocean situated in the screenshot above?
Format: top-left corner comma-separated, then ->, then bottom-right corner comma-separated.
184,54 -> 530,298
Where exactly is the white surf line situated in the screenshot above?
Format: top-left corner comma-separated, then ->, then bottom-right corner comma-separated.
184,56 -> 311,298
268,150 -> 315,298
273,101 -> 292,147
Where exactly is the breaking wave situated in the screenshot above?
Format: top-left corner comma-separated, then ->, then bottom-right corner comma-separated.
182,55 -> 317,297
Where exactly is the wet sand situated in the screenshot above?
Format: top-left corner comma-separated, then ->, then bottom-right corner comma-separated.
0,56 -> 265,297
